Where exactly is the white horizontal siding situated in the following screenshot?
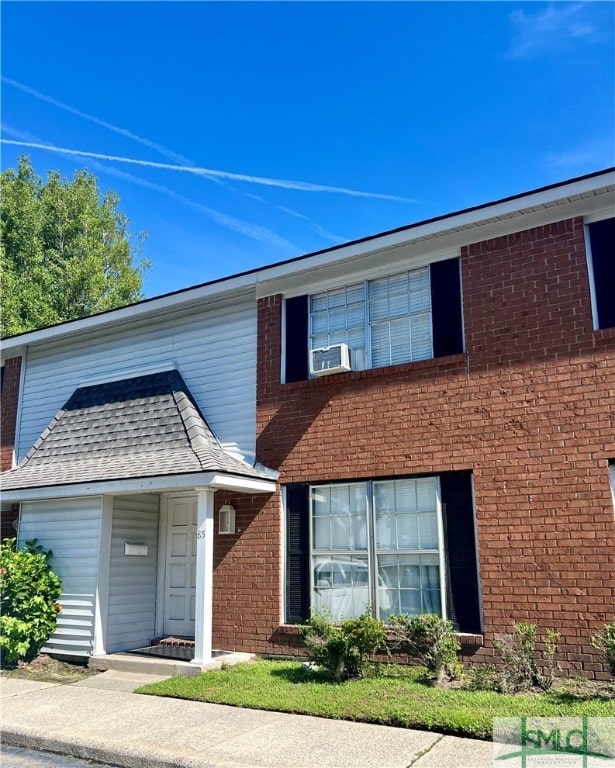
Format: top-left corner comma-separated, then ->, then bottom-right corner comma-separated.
106,494 -> 159,653
17,296 -> 257,464
18,497 -> 102,657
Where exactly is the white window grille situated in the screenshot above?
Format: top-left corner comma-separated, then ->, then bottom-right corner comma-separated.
310,478 -> 445,623
309,266 -> 433,373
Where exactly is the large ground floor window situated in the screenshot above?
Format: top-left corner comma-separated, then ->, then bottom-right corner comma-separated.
311,478 -> 445,622
285,471 -> 481,633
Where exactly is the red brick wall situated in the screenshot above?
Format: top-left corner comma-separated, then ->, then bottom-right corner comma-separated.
1,356 -> 22,541
217,217 -> 614,678
212,491 -> 282,653
1,504 -> 20,541
1,356 -> 22,473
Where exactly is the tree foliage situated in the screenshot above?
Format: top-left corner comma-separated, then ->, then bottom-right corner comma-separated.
1,155 -> 150,337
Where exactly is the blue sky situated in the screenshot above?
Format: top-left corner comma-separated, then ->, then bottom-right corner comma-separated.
2,1 -> 614,298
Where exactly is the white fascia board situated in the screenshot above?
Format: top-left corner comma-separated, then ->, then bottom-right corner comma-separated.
1,472 -> 277,501
256,182 -> 615,299
0,281 -> 257,354
198,474 -> 277,494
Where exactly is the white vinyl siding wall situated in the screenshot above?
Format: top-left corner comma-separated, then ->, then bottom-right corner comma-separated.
18,497 -> 103,657
106,494 -> 160,653
17,295 -> 257,464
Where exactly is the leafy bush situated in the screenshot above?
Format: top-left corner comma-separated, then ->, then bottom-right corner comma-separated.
492,623 -> 560,692
0,538 -> 62,664
386,613 -> 462,684
590,622 -> 615,676
299,611 -> 386,681
541,628 -> 561,690
466,663 -> 500,691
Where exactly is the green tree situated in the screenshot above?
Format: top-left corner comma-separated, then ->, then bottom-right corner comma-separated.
1,155 -> 150,337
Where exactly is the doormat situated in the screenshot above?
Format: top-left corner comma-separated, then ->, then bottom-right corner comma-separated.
129,645 -> 195,662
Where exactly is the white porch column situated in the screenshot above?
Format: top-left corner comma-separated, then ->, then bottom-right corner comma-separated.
93,495 -> 113,656
191,488 -> 215,667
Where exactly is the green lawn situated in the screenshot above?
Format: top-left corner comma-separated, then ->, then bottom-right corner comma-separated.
137,660 -> 614,740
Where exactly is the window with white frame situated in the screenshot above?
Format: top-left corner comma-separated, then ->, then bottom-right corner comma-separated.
310,477 -> 444,623
310,284 -> 367,370
309,266 -> 433,372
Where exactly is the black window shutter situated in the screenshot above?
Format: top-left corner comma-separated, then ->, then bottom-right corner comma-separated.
285,484 -> 310,624
588,218 -> 615,330
284,295 -> 309,382
440,472 -> 481,633
430,258 -> 464,357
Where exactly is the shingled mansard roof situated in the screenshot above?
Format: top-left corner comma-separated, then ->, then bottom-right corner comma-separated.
0,370 -> 274,491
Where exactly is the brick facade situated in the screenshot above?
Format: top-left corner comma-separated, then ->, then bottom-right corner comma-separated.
1,356 -> 22,539
1,356 -> 21,472
212,491 -> 282,652
217,216 -> 614,677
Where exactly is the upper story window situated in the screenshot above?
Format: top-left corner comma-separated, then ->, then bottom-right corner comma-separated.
310,283 -> 368,369
309,267 -> 432,372
586,217 -> 615,330
285,257 -> 463,383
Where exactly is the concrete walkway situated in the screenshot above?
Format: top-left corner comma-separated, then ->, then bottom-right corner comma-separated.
1,672 -> 494,768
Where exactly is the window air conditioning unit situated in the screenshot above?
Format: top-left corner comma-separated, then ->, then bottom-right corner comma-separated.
310,343 -> 352,377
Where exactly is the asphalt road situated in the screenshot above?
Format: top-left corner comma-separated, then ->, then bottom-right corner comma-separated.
2,745 -> 119,768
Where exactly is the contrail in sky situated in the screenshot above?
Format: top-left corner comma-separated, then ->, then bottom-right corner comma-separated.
243,193 -> 345,243
85,161 -> 297,250
2,76 -> 194,166
1,125 -> 296,250
3,77 -> 408,240
1,139 -> 416,202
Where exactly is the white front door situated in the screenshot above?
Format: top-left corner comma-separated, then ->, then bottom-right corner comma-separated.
163,497 -> 197,637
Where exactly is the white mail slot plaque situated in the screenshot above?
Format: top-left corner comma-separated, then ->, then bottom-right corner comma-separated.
124,543 -> 148,556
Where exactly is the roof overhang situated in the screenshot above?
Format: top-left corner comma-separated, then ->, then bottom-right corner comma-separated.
1,472 -> 277,502
2,167 -> 613,357
254,174 -> 615,298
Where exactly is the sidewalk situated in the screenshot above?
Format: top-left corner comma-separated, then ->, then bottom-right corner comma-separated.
1,671 -> 494,768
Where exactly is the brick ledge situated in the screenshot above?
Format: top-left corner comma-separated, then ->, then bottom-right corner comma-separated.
276,624 -> 483,647
281,353 -> 466,389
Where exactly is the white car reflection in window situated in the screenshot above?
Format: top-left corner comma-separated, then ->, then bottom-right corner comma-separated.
312,559 -> 391,622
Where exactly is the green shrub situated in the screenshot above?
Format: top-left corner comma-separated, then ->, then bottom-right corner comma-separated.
541,628 -> 561,691
386,613 -> 462,684
493,623 -> 560,692
590,622 -> 615,676
299,611 -> 386,681
0,538 -> 62,664
466,663 -> 500,691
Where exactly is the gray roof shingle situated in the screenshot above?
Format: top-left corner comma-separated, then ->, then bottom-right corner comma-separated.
1,370 -> 274,491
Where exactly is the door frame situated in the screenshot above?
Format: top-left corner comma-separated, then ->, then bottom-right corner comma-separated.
155,492 -> 198,639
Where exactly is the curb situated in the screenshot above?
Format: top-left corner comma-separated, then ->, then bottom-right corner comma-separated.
1,729 -> 221,768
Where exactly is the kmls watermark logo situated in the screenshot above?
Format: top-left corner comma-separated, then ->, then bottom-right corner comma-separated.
493,717 -> 614,767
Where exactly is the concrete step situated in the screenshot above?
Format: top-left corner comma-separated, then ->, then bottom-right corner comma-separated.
89,652 -> 201,677
89,650 -> 254,677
